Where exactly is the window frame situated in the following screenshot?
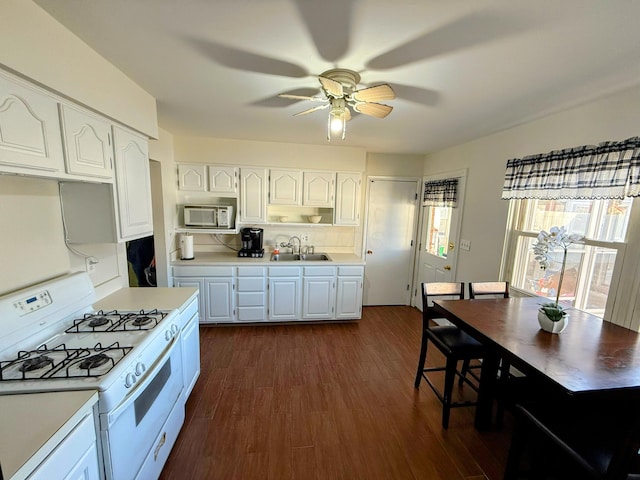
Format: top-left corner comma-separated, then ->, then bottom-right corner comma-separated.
501,197 -> 640,329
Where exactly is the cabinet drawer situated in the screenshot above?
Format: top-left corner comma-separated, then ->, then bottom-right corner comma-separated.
173,265 -> 234,277
268,267 -> 301,277
237,307 -> 267,322
237,292 -> 265,307
237,266 -> 265,277
338,266 -> 364,276
237,277 -> 265,291
303,266 -> 336,277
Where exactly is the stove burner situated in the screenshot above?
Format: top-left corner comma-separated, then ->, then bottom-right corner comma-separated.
19,355 -> 53,372
132,315 -> 153,327
79,353 -> 110,370
88,316 -> 110,328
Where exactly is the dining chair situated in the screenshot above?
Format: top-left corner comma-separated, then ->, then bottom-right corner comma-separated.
504,400 -> 640,480
414,282 -> 485,429
469,281 -> 512,426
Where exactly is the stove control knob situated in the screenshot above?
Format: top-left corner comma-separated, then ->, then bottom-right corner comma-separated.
135,362 -> 146,376
171,324 -> 179,335
165,330 -> 172,341
125,372 -> 137,388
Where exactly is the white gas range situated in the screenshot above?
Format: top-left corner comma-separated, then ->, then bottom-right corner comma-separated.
0,273 -> 186,480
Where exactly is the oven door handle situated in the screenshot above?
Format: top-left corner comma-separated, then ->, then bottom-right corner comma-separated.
103,334 -> 180,427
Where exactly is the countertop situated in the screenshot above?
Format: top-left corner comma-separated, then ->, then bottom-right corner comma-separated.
171,251 -> 365,266
95,286 -> 198,312
0,390 -> 98,480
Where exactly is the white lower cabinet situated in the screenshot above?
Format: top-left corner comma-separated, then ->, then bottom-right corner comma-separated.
205,276 -> 235,323
335,266 -> 364,319
179,297 -> 200,403
237,266 -> 267,322
173,262 -> 363,323
302,266 -> 336,320
28,411 -> 100,480
268,267 -> 302,321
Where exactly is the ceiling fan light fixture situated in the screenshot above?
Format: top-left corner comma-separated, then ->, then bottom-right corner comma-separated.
327,98 -> 347,141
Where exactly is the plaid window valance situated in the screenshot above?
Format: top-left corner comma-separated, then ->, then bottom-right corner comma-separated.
501,137 -> 640,200
423,178 -> 458,207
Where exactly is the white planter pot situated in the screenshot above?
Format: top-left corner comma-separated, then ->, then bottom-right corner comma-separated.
538,310 -> 568,334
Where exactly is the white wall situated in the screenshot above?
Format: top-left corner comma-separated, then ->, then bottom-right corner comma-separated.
0,0 -> 157,138
423,85 -> 640,283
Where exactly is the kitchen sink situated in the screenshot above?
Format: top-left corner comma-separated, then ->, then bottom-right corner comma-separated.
270,253 -> 332,262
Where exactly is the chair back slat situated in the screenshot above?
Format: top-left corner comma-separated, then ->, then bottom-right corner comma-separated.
469,281 -> 509,299
422,282 -> 464,317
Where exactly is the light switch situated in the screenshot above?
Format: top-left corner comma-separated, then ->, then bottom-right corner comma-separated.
460,239 -> 471,251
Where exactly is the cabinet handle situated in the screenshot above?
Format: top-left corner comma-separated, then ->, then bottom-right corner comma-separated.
154,432 -> 167,461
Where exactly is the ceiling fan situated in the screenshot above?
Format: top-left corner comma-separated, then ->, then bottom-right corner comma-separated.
279,68 -> 396,140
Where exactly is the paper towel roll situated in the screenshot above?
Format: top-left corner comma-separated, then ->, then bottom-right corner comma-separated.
181,234 -> 194,260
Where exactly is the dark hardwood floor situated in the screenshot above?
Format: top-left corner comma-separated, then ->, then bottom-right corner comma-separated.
160,306 -> 512,480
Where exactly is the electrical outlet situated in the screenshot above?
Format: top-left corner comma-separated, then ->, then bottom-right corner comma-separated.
460,239 -> 471,251
86,257 -> 97,273
300,234 -> 309,242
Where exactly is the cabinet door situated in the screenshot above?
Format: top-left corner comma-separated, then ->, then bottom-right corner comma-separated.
240,167 -> 267,223
113,126 -> 153,240
174,277 -> 205,323
303,276 -> 335,319
180,311 -> 200,401
205,277 -> 235,322
178,164 -> 207,191
336,276 -> 363,319
303,171 -> 335,207
0,72 -> 64,172
60,104 -> 113,179
208,165 -> 238,194
268,276 -> 301,321
334,172 -> 362,226
269,169 -> 302,205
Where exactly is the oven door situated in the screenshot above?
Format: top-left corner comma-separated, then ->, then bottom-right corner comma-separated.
100,338 -> 184,480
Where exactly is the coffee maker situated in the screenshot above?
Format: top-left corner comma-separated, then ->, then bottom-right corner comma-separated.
238,227 -> 264,257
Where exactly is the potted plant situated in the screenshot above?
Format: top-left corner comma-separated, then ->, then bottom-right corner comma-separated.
532,226 -> 583,333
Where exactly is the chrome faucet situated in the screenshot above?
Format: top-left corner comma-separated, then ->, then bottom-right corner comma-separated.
281,235 -> 301,254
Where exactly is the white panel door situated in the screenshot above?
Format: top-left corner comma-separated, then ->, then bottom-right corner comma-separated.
0,72 -> 64,172
270,169 -> 302,205
334,172 -> 361,225
112,126 -> 153,240
178,164 -> 207,191
240,167 -> 267,223
303,171 -> 335,207
208,165 -> 237,194
205,277 -> 235,323
363,178 -> 419,305
268,277 -> 301,320
302,276 -> 335,319
335,276 -> 363,319
60,104 -> 113,178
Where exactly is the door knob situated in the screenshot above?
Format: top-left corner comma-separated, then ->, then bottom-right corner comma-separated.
444,265 -> 452,271
367,250 -> 373,254
448,242 -> 455,250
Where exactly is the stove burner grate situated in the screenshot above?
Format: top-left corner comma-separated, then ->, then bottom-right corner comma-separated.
66,309 -> 168,332
0,342 -> 132,381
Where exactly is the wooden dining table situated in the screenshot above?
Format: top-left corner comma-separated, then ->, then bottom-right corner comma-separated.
432,296 -> 640,430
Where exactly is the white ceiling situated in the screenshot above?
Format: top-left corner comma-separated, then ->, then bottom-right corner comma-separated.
35,0 -> 640,154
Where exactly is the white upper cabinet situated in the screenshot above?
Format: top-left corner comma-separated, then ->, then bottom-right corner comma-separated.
0,71 -> 64,173
113,126 -> 153,240
178,164 -> 207,191
303,171 -> 335,207
269,169 -> 302,205
334,172 -> 362,226
60,104 -> 113,179
240,167 -> 267,223
208,165 -> 238,195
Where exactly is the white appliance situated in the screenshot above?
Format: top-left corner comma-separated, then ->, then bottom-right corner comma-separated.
0,273 -> 184,480
183,205 -> 234,228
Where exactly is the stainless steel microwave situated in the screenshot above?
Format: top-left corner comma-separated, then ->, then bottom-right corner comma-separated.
184,205 -> 234,228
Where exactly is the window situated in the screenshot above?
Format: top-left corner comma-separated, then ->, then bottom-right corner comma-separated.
504,198 -> 633,318
424,205 -> 452,258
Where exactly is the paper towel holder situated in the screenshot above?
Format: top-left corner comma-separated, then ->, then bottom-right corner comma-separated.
180,233 -> 195,260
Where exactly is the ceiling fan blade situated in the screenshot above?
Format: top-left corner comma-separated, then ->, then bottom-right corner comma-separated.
352,102 -> 393,118
279,94 -> 326,102
344,107 -> 352,121
319,75 -> 343,97
351,84 -> 396,102
293,104 -> 330,116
